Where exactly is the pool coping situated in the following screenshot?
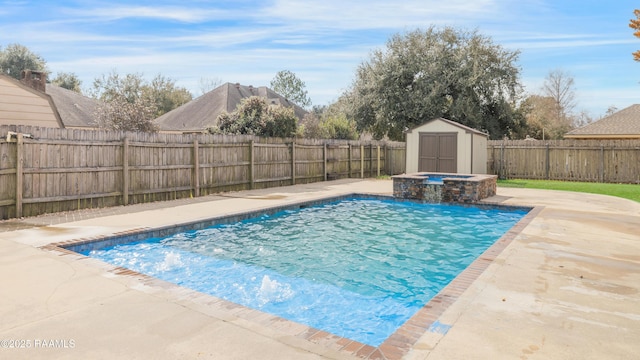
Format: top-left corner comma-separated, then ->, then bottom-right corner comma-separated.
40,194 -> 543,360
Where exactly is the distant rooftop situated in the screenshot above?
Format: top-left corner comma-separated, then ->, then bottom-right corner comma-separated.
155,82 -> 308,132
565,104 -> 640,139
46,84 -> 99,128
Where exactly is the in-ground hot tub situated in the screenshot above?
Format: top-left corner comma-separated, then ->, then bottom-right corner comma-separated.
392,172 -> 497,203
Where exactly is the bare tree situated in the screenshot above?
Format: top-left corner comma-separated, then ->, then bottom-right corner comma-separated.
198,77 -> 223,95
542,69 -> 576,122
573,110 -> 594,129
605,105 -> 618,117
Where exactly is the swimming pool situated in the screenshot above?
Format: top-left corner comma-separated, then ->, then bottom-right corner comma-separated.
76,196 -> 528,347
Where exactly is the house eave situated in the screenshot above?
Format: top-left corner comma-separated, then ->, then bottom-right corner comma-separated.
564,134 -> 640,139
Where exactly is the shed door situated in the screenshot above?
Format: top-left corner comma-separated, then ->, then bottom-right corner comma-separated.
418,132 -> 457,173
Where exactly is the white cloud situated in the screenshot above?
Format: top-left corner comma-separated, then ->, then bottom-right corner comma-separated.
63,5 -> 231,23
505,36 -> 636,50
262,0 -> 500,30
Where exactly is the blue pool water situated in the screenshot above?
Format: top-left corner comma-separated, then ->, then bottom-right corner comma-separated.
83,198 -> 527,346
419,174 -> 472,184
424,175 -> 446,184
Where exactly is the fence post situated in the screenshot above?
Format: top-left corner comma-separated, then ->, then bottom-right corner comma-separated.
193,139 -> 200,197
291,142 -> 296,185
377,145 -> 381,177
487,145 -> 498,173
15,133 -> 24,218
600,145 -> 605,182
545,143 -> 550,180
249,140 -> 255,189
122,136 -> 129,205
323,143 -> 327,181
499,142 -> 505,179
384,145 -> 388,175
385,147 -> 396,176
360,145 -> 364,178
369,145 -> 373,177
348,144 -> 352,178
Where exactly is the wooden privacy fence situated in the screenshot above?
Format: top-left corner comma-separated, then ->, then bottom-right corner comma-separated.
487,140 -> 640,183
0,125 -> 406,219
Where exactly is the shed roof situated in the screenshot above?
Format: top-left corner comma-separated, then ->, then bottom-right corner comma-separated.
155,82 -> 308,132
406,117 -> 489,137
565,104 -> 640,139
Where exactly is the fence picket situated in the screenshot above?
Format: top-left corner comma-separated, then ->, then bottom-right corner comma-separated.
487,140 -> 640,183
4,125 -> 638,220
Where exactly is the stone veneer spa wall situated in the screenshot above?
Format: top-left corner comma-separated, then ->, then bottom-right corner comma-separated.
392,172 -> 497,203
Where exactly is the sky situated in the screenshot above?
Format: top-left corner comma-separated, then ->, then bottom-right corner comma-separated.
1,0 -> 639,119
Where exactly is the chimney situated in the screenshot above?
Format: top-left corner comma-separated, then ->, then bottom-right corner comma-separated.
21,70 -> 47,92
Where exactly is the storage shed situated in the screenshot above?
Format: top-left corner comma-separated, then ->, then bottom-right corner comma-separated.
405,118 -> 488,174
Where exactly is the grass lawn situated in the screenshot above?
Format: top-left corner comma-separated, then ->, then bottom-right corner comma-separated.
498,179 -> 640,203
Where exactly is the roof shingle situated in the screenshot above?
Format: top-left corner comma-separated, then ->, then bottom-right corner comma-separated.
45,84 -> 100,128
565,104 -> 640,138
155,82 -> 308,132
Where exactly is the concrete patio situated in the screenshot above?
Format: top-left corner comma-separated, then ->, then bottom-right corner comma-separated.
0,179 -> 638,359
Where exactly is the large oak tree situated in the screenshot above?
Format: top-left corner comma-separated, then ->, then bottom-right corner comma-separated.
539,69 -> 576,138
345,26 -> 525,140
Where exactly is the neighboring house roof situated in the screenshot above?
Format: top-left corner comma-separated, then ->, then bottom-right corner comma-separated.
406,117 -> 489,137
155,82 -> 308,132
45,84 -> 99,129
0,73 -> 64,128
565,104 -> 640,139
0,72 -> 99,129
